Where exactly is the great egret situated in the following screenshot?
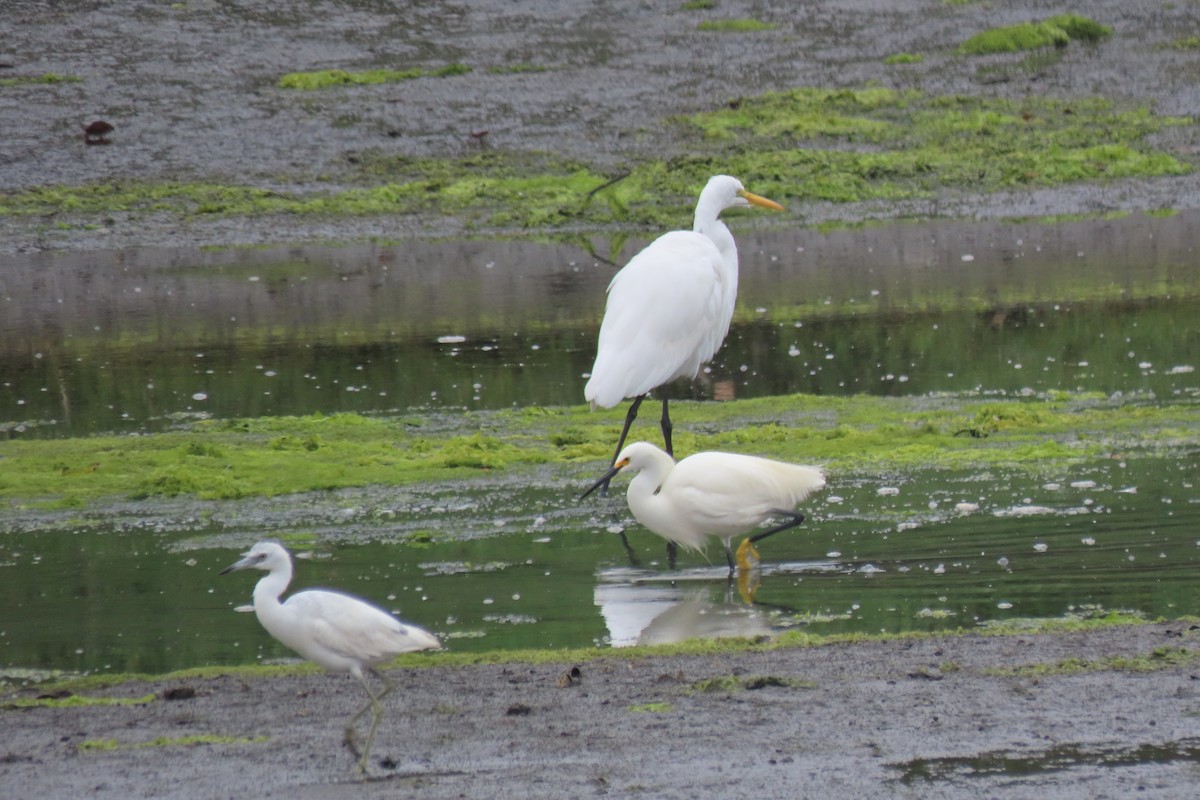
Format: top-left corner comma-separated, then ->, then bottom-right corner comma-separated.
220,540 -> 440,772
584,175 -> 783,491
583,441 -> 825,573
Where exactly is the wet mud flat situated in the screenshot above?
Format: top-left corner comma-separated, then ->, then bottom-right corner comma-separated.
3,623 -> 1199,798
4,0 -> 1200,251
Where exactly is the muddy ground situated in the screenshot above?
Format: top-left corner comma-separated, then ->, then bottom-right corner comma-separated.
1,624 -> 1197,799
3,1 -> 1200,797
3,0 -> 1200,251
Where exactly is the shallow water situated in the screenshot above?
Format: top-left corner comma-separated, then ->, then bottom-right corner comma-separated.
1,213 -> 1198,676
4,212 -> 1199,438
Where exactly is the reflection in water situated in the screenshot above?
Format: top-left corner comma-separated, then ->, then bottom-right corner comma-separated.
595,572 -> 773,647
593,561 -> 846,647
3,212 -> 1200,437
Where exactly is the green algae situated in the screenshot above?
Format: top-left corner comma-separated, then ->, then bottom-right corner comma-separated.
884,53 -> 924,65
78,734 -> 269,751
679,89 -> 1189,205
0,72 -> 81,87
18,613 -> 1165,692
688,674 -> 813,693
628,702 -> 673,713
278,64 -> 470,89
958,15 -> 1111,55
0,393 -> 1194,508
1169,36 -> 1200,51
0,85 -> 1187,232
4,692 -> 156,709
983,646 -> 1200,678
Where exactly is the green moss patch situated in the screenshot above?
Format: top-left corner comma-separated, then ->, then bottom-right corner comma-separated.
0,392 -> 1194,509
278,64 -> 469,89
680,88 -> 1188,205
0,85 -> 1187,231
984,646 -> 1200,677
4,692 -> 156,709
79,734 -> 269,751
689,674 -> 813,693
0,73 -> 81,87
958,15 -> 1111,55
628,702 -> 674,713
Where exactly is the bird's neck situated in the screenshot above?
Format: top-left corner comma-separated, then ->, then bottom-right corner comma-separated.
694,216 -> 738,280
626,450 -> 676,509
252,563 -> 292,614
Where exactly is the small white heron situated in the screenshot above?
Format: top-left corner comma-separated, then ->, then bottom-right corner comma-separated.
221,540 -> 440,772
584,175 -> 783,492
583,441 -> 825,572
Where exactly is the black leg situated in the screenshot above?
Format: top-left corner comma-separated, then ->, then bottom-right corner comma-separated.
747,512 -> 807,545
659,388 -> 673,457
734,513 -> 808,575
723,541 -> 736,574
598,394 -> 645,497
617,527 -> 640,567
660,389 -> 675,565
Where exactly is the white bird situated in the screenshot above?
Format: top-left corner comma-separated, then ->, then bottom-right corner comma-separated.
584,175 -> 783,490
220,540 -> 440,772
583,442 -> 825,572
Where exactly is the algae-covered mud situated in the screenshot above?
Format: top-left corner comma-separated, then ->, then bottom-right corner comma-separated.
3,0 -> 1200,251
4,1 -> 1200,798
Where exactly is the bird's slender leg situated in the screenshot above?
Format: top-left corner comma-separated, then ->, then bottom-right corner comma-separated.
659,389 -> 677,566
723,541 -> 737,574
345,669 -> 394,772
659,389 -> 673,457
358,670 -> 395,772
747,512 -> 807,545
617,527 -> 641,566
735,513 -> 808,574
598,394 -> 645,497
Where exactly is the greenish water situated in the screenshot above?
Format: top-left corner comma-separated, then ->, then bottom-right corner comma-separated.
2,450 -> 1196,675
1,212 -> 1198,677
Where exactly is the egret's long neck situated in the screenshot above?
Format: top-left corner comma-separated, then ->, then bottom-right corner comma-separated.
252,561 -> 292,616
694,201 -> 739,300
694,198 -> 740,339
625,449 -> 677,521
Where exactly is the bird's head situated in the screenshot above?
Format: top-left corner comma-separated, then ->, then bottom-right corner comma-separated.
703,175 -> 784,213
580,442 -> 673,499
220,540 -> 290,574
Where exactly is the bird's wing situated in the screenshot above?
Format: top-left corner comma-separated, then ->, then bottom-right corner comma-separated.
586,232 -> 727,407
286,591 -> 437,663
666,454 -> 826,535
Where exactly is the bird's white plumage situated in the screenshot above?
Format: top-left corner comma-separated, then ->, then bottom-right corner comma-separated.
221,540 -> 439,771
609,441 -> 825,554
587,232 -> 727,408
584,175 -> 780,411
224,541 -> 439,678
265,589 -> 439,675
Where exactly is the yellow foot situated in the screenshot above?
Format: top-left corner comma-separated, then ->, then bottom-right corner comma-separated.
734,540 -> 762,603
735,539 -> 760,572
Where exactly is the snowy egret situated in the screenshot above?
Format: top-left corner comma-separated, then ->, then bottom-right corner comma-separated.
584,175 -> 783,491
220,540 -> 440,772
583,442 -> 825,572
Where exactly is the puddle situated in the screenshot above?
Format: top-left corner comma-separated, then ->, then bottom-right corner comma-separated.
893,738 -> 1200,783
4,213 -> 1200,439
